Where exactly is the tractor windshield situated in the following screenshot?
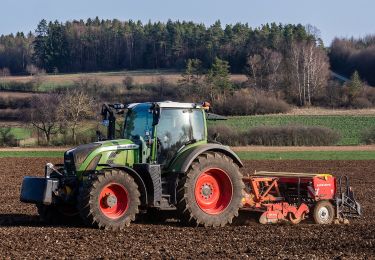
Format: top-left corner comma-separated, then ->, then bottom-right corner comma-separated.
123,103 -> 153,140
157,108 -> 205,164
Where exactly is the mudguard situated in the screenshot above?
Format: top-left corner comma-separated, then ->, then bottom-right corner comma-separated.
168,143 -> 243,174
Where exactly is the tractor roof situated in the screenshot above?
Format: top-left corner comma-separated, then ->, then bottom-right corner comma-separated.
128,101 -> 203,109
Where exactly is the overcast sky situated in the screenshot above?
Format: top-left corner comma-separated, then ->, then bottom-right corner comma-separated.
1,0 -> 374,45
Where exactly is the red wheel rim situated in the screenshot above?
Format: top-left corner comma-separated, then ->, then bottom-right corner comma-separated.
195,168 -> 233,214
98,183 -> 129,219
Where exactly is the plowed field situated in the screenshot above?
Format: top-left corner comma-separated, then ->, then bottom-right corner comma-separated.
0,158 -> 374,259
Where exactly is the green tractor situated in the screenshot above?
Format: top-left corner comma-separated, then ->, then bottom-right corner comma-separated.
20,101 -> 245,229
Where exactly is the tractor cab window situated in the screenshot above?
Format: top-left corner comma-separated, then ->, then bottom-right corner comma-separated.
157,108 -> 205,165
123,103 -> 153,141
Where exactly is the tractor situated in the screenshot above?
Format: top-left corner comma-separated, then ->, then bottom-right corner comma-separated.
20,101 -> 245,229
20,101 -> 362,229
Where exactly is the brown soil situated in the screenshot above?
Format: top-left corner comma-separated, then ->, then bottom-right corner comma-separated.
0,158 -> 374,259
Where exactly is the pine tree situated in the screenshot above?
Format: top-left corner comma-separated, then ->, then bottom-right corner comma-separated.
347,71 -> 363,105
32,19 -> 48,69
206,57 -> 232,101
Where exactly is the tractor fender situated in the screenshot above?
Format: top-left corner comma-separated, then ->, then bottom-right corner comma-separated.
106,164 -> 148,206
173,143 -> 243,174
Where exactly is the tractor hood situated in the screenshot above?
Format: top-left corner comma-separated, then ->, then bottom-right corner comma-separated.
64,143 -> 102,172
64,139 -> 139,174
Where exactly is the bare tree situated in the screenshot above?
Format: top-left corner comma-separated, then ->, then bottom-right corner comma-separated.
0,68 -> 10,78
290,41 -> 329,106
247,54 -> 262,88
263,49 -> 282,92
290,42 -> 303,105
58,89 -> 95,144
24,94 -> 61,145
26,64 -> 45,76
247,49 -> 282,92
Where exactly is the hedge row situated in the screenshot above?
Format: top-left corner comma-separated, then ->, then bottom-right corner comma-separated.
208,125 -> 341,146
361,127 -> 375,144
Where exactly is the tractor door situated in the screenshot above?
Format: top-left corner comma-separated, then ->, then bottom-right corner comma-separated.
156,108 -> 205,166
123,103 -> 154,163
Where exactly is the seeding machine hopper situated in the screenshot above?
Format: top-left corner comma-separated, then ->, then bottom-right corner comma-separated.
242,171 -> 361,224
20,101 -> 361,229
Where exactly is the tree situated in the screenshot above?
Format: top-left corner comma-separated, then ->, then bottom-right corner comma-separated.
180,58 -> 203,84
26,64 -> 44,76
58,89 -> 95,144
346,71 -> 363,105
123,76 -> 135,90
24,94 -> 61,145
33,19 -> 48,69
247,49 -> 282,92
247,54 -> 263,88
289,41 -> 329,106
0,68 -> 10,78
205,57 -> 232,101
0,127 -> 16,147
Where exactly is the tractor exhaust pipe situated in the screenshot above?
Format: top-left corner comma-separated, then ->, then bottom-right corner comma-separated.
100,103 -> 125,140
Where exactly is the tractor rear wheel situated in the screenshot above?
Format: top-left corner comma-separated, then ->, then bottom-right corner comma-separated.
177,152 -> 244,227
313,200 -> 335,224
77,169 -> 140,230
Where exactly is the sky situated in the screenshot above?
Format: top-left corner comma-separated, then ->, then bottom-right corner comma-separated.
1,0 -> 374,45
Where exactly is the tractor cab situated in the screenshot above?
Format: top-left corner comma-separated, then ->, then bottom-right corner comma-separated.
104,101 -> 208,167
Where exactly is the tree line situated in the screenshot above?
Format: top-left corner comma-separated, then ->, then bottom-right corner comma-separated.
1,18 -> 315,74
330,36 -> 375,86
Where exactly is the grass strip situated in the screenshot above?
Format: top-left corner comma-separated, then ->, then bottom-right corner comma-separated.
0,151 -> 64,158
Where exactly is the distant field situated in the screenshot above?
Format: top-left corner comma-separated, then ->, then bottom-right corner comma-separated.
1,70 -> 247,91
210,115 -> 375,145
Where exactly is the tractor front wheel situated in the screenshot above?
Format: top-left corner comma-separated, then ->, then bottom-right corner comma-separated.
77,169 -> 140,230
177,152 -> 244,227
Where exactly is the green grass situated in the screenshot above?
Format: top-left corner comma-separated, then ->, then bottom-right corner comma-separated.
0,151 -> 64,158
1,127 -> 32,140
237,151 -> 375,160
38,81 -> 73,91
210,115 -> 375,145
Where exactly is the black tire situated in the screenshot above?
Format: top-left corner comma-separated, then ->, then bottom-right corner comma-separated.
77,169 -> 140,230
313,200 -> 335,224
177,152 -> 244,227
36,204 -> 80,225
